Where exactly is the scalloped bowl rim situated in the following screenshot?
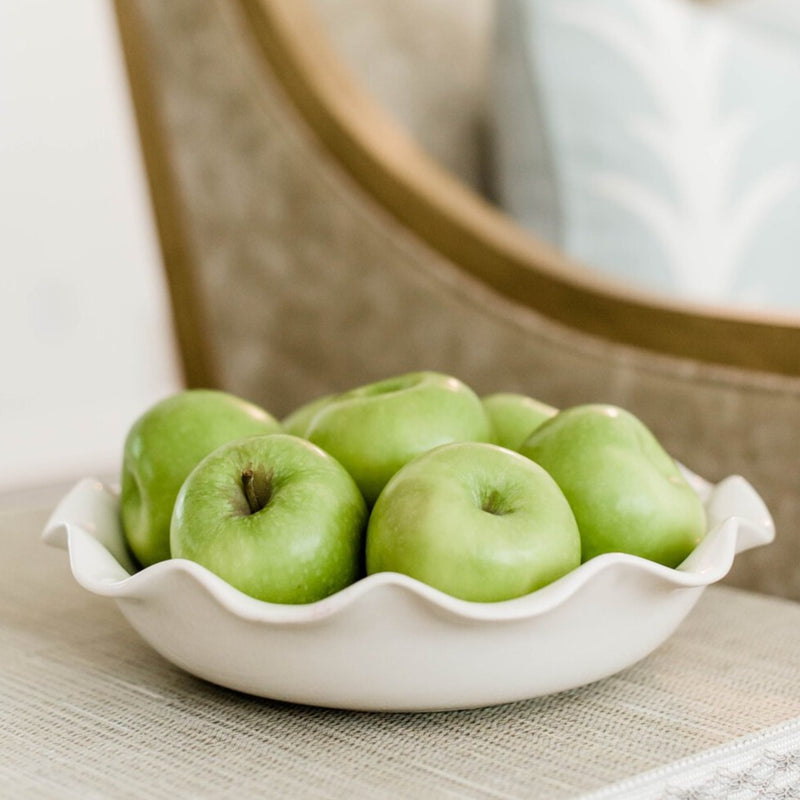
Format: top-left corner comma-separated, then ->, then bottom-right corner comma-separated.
41,468 -> 776,710
44,469 -> 774,624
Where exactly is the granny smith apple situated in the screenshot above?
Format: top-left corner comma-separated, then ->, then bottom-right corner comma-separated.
518,404 -> 706,567
282,392 -> 336,437
481,392 -> 557,450
305,371 -> 494,505
366,442 -> 581,602
120,389 -> 283,567
170,434 -> 367,603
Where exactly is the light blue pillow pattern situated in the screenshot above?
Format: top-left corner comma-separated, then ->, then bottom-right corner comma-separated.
490,0 -> 800,311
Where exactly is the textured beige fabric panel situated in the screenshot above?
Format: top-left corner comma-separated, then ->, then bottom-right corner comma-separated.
131,0 -> 800,600
306,0 -> 493,193
5,502 -> 800,798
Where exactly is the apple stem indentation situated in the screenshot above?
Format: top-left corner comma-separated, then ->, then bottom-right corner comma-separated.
480,488 -> 508,516
241,467 -> 274,515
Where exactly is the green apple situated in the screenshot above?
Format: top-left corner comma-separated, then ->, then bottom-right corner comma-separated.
481,392 -> 557,450
518,404 -> 706,567
170,434 -> 367,603
305,371 -> 493,505
281,392 -> 337,437
120,389 -> 283,567
366,442 -> 581,602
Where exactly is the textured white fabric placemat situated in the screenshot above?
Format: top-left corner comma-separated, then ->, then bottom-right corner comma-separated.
579,714 -> 800,799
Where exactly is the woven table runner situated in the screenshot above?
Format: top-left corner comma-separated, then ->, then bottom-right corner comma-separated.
3,500 -> 800,798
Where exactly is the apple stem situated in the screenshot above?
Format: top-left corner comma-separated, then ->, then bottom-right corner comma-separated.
481,488 -> 507,516
241,468 -> 273,514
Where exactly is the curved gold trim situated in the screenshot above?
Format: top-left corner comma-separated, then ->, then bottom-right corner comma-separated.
114,0 -> 220,389
236,0 -> 800,376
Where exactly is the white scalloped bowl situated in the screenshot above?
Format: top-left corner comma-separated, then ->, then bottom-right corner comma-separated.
42,469 -> 774,712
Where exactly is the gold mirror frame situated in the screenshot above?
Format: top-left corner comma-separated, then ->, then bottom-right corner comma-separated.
117,0 -> 800,383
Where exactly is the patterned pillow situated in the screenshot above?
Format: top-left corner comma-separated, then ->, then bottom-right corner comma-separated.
490,0 -> 800,310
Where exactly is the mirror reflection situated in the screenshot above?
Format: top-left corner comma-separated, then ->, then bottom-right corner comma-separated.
311,0 -> 800,314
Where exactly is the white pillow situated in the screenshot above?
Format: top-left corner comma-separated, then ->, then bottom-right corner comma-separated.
490,0 -> 800,311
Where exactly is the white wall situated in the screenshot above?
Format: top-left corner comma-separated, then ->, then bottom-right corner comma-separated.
0,0 -> 183,492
